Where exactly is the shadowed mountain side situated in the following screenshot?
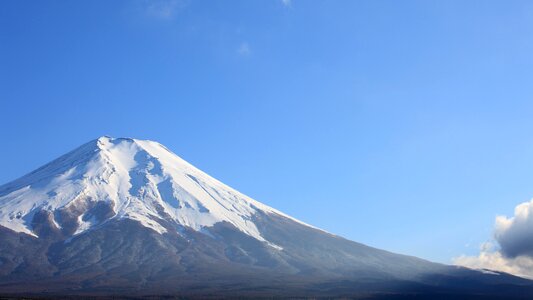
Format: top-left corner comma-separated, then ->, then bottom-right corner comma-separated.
1,215 -> 533,298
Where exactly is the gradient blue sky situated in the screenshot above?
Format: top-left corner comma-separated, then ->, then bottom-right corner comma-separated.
2,0 -> 533,263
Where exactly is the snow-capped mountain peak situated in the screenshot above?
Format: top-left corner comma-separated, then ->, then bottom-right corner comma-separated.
0,136 -> 309,247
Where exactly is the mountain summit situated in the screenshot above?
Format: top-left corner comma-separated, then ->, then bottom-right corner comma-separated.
0,136 -> 307,246
0,137 -> 532,298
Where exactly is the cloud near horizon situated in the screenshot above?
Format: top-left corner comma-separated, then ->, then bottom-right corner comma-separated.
454,199 -> 533,279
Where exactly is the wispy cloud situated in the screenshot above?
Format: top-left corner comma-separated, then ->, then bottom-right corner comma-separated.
453,199 -> 533,279
237,42 -> 251,56
144,0 -> 188,20
281,0 -> 292,7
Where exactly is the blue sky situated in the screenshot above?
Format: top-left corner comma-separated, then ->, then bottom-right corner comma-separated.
2,0 -> 533,263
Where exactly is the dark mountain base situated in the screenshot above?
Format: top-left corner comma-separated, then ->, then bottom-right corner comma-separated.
2,293 -> 533,300
1,215 -> 533,299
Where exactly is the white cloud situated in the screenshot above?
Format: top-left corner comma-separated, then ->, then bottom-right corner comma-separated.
454,249 -> 533,279
454,199 -> 533,279
145,0 -> 187,20
281,0 -> 292,7
237,42 -> 251,56
495,200 -> 533,258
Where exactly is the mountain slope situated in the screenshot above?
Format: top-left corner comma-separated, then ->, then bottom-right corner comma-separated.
0,136 -> 532,298
0,136 -> 308,244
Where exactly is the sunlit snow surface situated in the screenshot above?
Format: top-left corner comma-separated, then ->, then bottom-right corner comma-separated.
0,137 -> 312,247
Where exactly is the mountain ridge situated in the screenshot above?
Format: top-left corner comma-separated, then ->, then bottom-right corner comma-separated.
1,136 -> 533,298
0,136 -> 315,245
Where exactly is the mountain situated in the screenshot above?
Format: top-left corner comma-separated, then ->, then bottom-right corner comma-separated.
0,136 -> 532,299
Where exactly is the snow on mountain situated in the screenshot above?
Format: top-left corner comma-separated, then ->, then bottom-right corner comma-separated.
0,136 -> 313,247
